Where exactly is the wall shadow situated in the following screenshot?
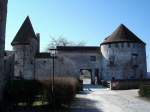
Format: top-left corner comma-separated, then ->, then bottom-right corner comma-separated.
71,97 -> 104,112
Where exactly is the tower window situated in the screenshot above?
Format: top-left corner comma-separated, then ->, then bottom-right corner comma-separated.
43,60 -> 46,63
30,60 -> 33,64
127,43 -> 130,47
115,44 -> 118,48
131,53 -> 138,68
109,55 -> 115,66
90,56 -> 96,61
121,43 -> 124,48
15,61 -> 19,65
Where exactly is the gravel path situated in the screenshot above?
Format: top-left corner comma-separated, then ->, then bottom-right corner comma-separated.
71,85 -> 150,112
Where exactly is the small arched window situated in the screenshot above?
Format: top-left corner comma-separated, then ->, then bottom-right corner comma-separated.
121,43 -> 124,48
127,43 -> 130,47
90,56 -> 96,61
43,60 -> 46,64
115,43 -> 118,48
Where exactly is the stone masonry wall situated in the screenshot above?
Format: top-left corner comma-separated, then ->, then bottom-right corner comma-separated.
13,37 -> 39,79
0,0 -> 7,101
101,42 -> 147,81
57,51 -> 101,83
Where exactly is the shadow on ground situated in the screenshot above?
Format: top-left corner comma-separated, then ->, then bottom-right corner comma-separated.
3,84 -> 104,112
4,104 -> 69,112
83,84 -> 105,89
71,97 -> 103,112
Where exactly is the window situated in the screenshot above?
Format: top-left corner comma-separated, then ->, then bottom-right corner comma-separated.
132,43 -> 136,48
43,60 -> 46,64
115,44 -> 118,48
90,56 -> 96,61
15,61 -> 19,65
131,53 -> 138,68
121,43 -> 124,48
109,55 -> 115,66
127,43 -> 130,47
108,44 -> 111,48
30,60 -> 33,64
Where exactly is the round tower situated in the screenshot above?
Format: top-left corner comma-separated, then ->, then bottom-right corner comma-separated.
100,24 -> 147,81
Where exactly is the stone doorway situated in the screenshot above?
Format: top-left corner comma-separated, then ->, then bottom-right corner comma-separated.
80,69 -> 93,85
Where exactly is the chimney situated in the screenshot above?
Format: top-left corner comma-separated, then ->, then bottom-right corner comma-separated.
36,33 -> 40,53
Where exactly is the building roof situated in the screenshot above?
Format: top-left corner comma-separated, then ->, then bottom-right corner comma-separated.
11,16 -> 37,45
35,53 -> 51,58
101,24 -> 145,45
56,46 -> 99,51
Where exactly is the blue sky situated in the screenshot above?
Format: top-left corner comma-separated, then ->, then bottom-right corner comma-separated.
6,0 -> 150,71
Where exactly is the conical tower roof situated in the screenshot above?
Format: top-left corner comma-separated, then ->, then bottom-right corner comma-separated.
11,16 -> 37,45
101,24 -> 145,45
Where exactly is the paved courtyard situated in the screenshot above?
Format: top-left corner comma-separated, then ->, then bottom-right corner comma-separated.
71,84 -> 150,112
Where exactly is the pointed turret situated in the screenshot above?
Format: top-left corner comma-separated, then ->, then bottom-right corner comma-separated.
11,16 -> 37,45
101,24 -> 145,45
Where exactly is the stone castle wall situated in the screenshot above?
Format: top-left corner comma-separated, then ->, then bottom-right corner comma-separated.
12,42 -> 147,83
0,0 -> 7,101
57,51 -> 101,83
13,36 -> 39,79
101,42 -> 147,81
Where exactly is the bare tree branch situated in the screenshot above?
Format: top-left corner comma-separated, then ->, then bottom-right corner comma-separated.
47,35 -> 86,51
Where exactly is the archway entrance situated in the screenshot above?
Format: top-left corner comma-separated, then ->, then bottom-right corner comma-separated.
80,69 -> 92,84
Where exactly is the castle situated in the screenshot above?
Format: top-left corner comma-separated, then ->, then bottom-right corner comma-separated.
5,16 -> 147,84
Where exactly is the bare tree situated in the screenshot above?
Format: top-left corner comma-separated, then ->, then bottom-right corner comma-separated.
47,35 -> 86,50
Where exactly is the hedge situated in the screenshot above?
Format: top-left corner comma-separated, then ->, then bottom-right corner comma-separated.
40,77 -> 79,106
3,80 -> 42,105
139,84 -> 150,97
3,77 -> 79,107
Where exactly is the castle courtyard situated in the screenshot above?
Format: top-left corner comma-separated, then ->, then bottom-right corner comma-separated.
11,82 -> 150,112
71,86 -> 150,112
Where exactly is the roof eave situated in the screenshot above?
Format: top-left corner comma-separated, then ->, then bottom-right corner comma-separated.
100,41 -> 146,46
11,42 -> 30,46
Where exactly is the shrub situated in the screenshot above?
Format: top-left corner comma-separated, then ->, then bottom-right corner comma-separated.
40,77 -> 79,107
110,79 -> 150,90
3,77 -> 79,108
3,80 -> 43,105
139,84 -> 150,97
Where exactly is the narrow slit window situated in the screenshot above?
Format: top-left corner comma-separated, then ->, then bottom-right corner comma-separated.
90,56 -> 96,61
